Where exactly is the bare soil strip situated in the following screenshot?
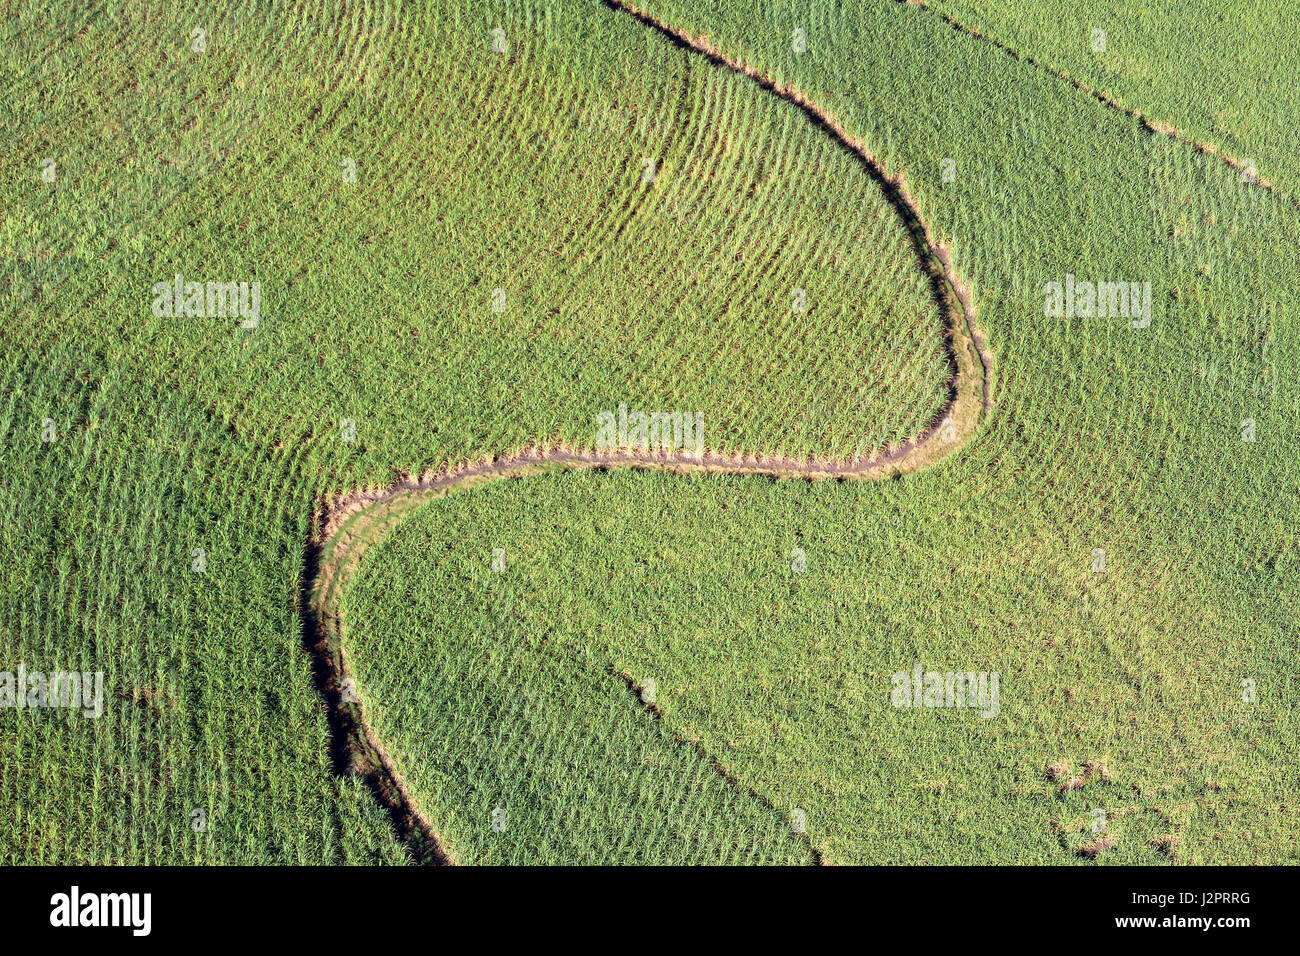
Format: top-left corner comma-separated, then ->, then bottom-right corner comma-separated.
303,0 -> 995,865
899,0 -> 1296,202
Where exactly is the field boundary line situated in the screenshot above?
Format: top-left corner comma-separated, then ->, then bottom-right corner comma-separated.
897,0 -> 1296,203
304,0 -> 997,865
604,0 -> 995,420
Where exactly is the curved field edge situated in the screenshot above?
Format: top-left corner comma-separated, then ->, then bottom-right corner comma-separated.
312,483 -> 819,864
304,2 -> 992,863
0,351 -> 410,865
317,0 -> 1300,868
605,0 -> 995,420
9,0 -> 959,470
315,0 -> 994,547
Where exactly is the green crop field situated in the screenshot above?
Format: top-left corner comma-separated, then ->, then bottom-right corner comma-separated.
2,0 -> 1297,871
917,0 -> 1300,195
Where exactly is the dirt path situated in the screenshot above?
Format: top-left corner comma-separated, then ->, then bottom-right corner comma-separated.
303,0 -> 995,865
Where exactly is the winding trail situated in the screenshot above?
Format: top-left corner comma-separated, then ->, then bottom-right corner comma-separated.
302,0 -> 994,865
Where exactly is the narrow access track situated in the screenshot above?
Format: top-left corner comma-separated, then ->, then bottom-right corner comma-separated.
302,0 -> 995,865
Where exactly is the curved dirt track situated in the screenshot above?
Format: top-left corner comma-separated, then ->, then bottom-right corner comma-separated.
303,0 -> 994,865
